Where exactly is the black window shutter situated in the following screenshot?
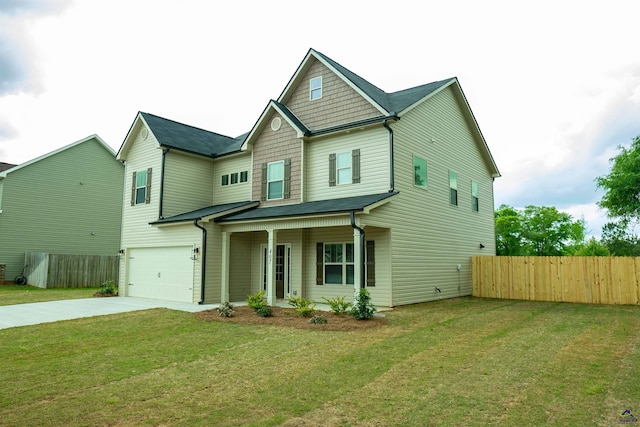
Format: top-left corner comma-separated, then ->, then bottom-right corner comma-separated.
284,158 -> 291,199
329,153 -> 336,187
261,163 -> 267,201
130,171 -> 137,206
316,242 -> 324,285
352,149 -> 360,183
145,168 -> 152,204
366,240 -> 375,287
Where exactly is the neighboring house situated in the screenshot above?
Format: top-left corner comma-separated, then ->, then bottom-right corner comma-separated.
0,135 -> 124,282
116,48 -> 500,307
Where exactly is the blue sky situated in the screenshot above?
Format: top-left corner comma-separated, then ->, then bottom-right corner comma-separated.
1,0 -> 639,238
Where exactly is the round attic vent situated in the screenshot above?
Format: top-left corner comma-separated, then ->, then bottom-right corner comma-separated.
141,128 -> 148,139
271,117 -> 282,131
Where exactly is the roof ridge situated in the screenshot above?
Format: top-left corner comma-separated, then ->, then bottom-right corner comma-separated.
140,111 -> 237,140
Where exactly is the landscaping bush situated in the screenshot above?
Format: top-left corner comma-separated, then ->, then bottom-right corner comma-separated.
98,280 -> 117,296
217,302 -> 234,318
287,296 -> 316,317
247,290 -> 267,311
323,295 -> 352,314
350,288 -> 376,320
309,315 -> 328,324
255,306 -> 273,317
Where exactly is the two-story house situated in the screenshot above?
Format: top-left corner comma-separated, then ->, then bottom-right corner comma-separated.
116,48 -> 500,307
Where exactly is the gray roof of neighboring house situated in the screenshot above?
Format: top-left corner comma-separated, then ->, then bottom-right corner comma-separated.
0,162 -> 17,173
150,201 -> 257,225
140,112 -> 247,157
217,192 -> 398,222
313,49 -> 454,114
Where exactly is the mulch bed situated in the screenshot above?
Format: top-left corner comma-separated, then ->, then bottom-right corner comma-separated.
193,305 -> 387,331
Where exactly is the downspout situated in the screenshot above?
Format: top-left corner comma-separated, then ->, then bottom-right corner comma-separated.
350,211 -> 366,289
383,117 -> 396,192
194,220 -> 207,304
159,148 -> 170,219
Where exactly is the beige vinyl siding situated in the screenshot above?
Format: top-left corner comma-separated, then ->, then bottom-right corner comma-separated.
228,232 -> 252,301
214,154 -> 252,205
0,138 -> 123,279
370,85 -> 496,306
305,129 -> 389,201
285,58 -> 381,130
119,128 -> 203,300
162,151 -> 214,217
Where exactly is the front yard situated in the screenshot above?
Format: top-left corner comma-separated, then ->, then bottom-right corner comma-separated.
0,296 -> 638,426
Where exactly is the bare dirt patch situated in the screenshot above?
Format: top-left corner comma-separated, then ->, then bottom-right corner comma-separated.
193,305 -> 387,331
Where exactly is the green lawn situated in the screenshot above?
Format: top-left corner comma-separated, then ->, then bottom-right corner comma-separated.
1,297 -> 639,426
0,285 -> 98,305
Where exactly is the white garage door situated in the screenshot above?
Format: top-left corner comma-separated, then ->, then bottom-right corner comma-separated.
127,246 -> 195,303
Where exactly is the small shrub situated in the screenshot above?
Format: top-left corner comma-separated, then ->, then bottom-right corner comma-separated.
247,290 -> 267,311
99,280 -> 117,296
323,295 -> 352,314
287,296 -> 316,317
217,302 -> 234,317
255,306 -> 273,317
350,288 -> 376,320
309,315 -> 328,324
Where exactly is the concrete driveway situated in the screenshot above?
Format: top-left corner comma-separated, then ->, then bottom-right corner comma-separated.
0,297 -> 218,329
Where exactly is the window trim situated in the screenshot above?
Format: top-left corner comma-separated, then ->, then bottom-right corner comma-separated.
221,174 -> 229,186
267,160 -> 285,200
323,242 -> 355,285
310,76 -> 322,100
471,180 -> 479,212
413,155 -> 427,189
336,152 -> 352,185
240,171 -> 248,183
131,168 -> 152,206
449,170 -> 458,206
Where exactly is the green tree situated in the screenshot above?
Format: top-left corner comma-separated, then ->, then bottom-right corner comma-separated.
600,220 -> 640,256
495,205 -> 586,256
573,237 -> 610,256
495,204 -> 524,255
596,134 -> 640,221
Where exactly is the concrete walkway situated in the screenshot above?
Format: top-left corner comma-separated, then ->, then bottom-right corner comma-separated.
0,297 -> 218,330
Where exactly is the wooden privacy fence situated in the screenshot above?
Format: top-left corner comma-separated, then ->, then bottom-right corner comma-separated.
472,256 -> 640,305
25,252 -> 119,289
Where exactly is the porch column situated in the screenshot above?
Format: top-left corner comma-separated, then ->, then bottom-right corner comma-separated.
353,227 -> 363,296
221,231 -> 231,303
266,229 -> 278,306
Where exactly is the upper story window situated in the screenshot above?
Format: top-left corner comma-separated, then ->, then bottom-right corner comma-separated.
267,161 -> 284,199
240,171 -> 248,183
449,171 -> 458,206
310,76 -> 322,100
472,180 -> 479,212
413,156 -> 427,189
329,149 -> 360,186
221,170 -> 248,187
130,168 -> 151,206
261,160 -> 291,201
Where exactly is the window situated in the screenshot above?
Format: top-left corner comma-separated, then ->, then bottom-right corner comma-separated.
310,76 -> 322,100
329,149 -> 360,186
267,161 -> 284,200
240,171 -> 248,183
221,174 -> 229,186
449,171 -> 458,206
336,152 -> 352,185
413,156 -> 427,189
230,172 -> 239,185
316,241 -> 376,287
130,168 -> 151,206
324,243 -> 354,285
472,180 -> 479,212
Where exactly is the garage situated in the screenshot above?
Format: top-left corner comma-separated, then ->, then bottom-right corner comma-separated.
126,246 -> 195,303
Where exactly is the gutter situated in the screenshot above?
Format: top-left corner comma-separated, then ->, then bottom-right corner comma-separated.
159,148 -> 169,219
383,116 -> 397,192
194,220 -> 207,304
350,211 -> 366,289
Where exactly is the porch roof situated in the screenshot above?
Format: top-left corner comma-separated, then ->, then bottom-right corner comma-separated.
150,201 -> 258,225
216,192 -> 398,223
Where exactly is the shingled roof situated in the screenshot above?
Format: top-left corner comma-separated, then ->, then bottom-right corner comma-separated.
140,112 -> 246,157
0,162 -> 17,173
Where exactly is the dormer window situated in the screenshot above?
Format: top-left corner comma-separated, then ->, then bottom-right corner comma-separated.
310,76 -> 322,100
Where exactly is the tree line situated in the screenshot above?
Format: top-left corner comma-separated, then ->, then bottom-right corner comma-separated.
495,134 -> 640,256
